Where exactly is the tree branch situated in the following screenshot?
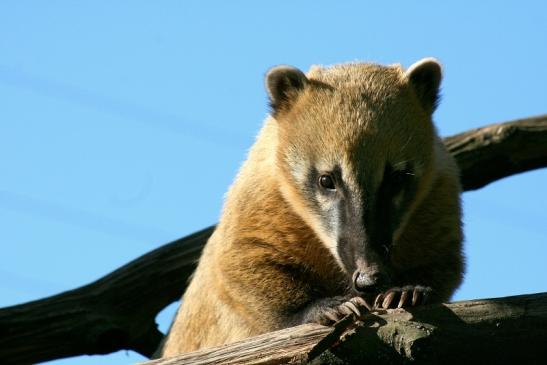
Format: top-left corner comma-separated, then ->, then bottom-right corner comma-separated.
0,115 -> 545,364
138,292 -> 547,365
445,114 -> 547,191
0,227 -> 213,365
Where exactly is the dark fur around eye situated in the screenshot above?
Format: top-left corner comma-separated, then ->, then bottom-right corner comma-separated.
385,166 -> 414,193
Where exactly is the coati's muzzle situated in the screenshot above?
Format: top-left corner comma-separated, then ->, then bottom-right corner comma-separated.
345,198 -> 397,294
352,265 -> 390,294
338,233 -> 392,294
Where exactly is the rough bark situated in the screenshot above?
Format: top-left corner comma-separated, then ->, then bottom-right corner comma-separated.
446,114 -> 547,191
139,292 -> 547,365
0,115 -> 546,364
0,227 -> 213,365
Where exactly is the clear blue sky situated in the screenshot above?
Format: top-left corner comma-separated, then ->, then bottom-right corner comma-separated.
1,1 -> 545,364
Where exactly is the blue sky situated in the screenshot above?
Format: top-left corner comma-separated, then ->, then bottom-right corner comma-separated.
1,1 -> 546,364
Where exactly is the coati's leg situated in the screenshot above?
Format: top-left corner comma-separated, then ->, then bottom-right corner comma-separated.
373,285 -> 432,309
291,296 -> 372,326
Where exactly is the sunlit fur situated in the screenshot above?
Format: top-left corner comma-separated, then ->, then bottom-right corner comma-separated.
158,59 -> 464,356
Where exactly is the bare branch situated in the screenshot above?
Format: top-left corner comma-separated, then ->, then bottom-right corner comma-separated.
139,292 -> 547,365
0,227 -> 213,365
445,114 -> 547,191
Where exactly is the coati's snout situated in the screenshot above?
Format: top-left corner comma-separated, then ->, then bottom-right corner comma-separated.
352,269 -> 389,294
336,216 -> 393,294
350,253 -> 391,294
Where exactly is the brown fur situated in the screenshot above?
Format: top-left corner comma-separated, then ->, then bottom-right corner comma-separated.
158,59 -> 464,356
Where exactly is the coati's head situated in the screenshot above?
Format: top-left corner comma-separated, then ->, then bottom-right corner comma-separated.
266,59 -> 442,294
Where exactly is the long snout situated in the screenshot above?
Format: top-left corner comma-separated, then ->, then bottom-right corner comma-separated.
352,268 -> 389,293
351,256 -> 390,294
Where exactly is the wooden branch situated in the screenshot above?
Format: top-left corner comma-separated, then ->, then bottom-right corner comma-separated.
0,115 -> 545,364
145,322 -> 332,365
445,114 -> 547,191
139,292 -> 547,365
0,227 -> 214,365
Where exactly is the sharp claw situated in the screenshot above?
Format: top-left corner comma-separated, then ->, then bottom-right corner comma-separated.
382,291 -> 397,309
412,288 -> 421,306
374,294 -> 384,309
398,290 -> 410,308
338,303 -> 353,316
343,301 -> 361,317
324,309 -> 340,323
351,296 -> 372,311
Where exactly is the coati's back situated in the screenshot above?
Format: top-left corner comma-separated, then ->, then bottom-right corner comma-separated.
159,58 -> 464,357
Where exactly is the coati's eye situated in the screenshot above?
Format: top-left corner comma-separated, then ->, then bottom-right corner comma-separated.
390,170 -> 413,193
318,174 -> 336,191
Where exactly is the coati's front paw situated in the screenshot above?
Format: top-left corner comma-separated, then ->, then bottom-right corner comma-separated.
373,285 -> 432,309
312,296 -> 371,325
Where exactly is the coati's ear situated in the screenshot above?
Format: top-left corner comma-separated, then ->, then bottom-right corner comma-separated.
266,66 -> 308,113
405,58 -> 442,113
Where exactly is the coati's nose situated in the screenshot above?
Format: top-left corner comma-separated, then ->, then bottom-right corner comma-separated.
352,270 -> 387,293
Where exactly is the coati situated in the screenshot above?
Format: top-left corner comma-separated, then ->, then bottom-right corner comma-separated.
159,58 -> 464,356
